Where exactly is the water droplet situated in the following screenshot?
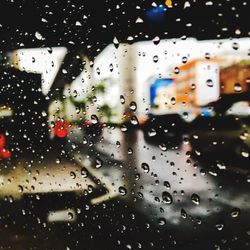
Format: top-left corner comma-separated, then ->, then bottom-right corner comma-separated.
152,36 -> 160,45
232,42 -> 239,50
246,174 -> 250,183
56,157 -> 61,164
191,193 -> 200,205
83,136 -> 88,144
153,55 -> 159,63
95,158 -> 103,168
35,31 -> 44,40
174,67 -> 180,74
162,191 -> 173,204
62,69 -> 68,74
81,167 -> 88,178
235,29 -> 241,35
184,1 -> 191,8
191,83 -> 196,90
234,83 -> 242,92
120,95 -> 125,104
121,124 -> 127,132
109,63 -> 113,72
119,186 -> 127,196
70,171 -> 76,179
75,21 -> 82,26
215,223 -> 224,231
182,56 -> 188,64
91,114 -> 99,124
113,37 -> 119,49
68,212 -> 74,220
130,116 -> 139,125
158,218 -> 166,226
205,52 -> 211,59
206,79 -> 213,87
47,47 -> 53,53
171,97 -> 176,105
231,208 -> 240,218
135,17 -> 144,23
159,143 -> 167,151
163,181 -> 171,189
96,67 -> 100,75
170,162 -> 175,167
141,162 -> 150,173
18,185 -> 23,193
75,106 -> 81,114
241,150 -> 249,158
73,90 -> 77,98
127,148 -> 133,155
135,173 -> 140,180
181,208 -> 187,219
148,128 -> 157,137
129,101 -> 137,111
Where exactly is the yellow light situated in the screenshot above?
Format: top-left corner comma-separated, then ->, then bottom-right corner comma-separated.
165,0 -> 173,7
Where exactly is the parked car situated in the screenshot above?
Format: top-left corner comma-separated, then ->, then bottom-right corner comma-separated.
83,119 -> 104,137
189,114 -> 250,160
142,113 -> 187,147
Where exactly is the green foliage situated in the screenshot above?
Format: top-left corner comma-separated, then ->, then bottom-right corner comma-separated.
95,82 -> 105,93
67,80 -> 114,123
99,104 -> 115,122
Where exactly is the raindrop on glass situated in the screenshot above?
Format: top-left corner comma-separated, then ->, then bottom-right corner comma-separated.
81,167 -> 88,178
158,218 -> 166,226
91,114 -> 99,124
141,162 -> 150,173
148,128 -> 157,137
232,42 -> 239,50
129,101 -> 137,111
191,193 -> 200,205
113,37 -> 120,49
231,208 -> 240,218
181,209 -> 187,219
119,186 -> 127,196
162,191 -> 173,204
95,158 -> 103,169
70,171 -> 76,179
153,55 -> 159,63
152,36 -> 160,45
234,83 -> 242,92
120,95 -> 125,104
182,56 -> 188,64
206,79 -> 213,87
163,181 -> 171,189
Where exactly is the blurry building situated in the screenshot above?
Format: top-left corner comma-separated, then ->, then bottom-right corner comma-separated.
172,59 -> 221,119
174,59 -> 221,106
220,60 -> 250,94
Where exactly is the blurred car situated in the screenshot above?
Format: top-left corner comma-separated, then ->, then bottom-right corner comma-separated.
142,113 -> 187,147
0,106 -> 12,160
189,112 -> 250,160
83,119 -> 103,137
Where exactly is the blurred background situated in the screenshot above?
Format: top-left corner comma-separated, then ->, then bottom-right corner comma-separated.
0,0 -> 249,249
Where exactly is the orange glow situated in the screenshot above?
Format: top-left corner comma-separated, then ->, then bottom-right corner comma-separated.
165,0 -> 173,7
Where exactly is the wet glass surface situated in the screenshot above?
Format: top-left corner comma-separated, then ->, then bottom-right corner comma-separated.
0,1 -> 249,249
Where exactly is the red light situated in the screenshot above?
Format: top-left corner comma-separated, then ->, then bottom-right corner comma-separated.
0,134 -> 6,148
54,120 -> 70,138
0,134 -> 11,159
0,149 -> 11,159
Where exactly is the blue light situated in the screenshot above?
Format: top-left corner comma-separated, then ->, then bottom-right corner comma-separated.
201,108 -> 213,117
150,78 -> 173,105
146,5 -> 167,22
